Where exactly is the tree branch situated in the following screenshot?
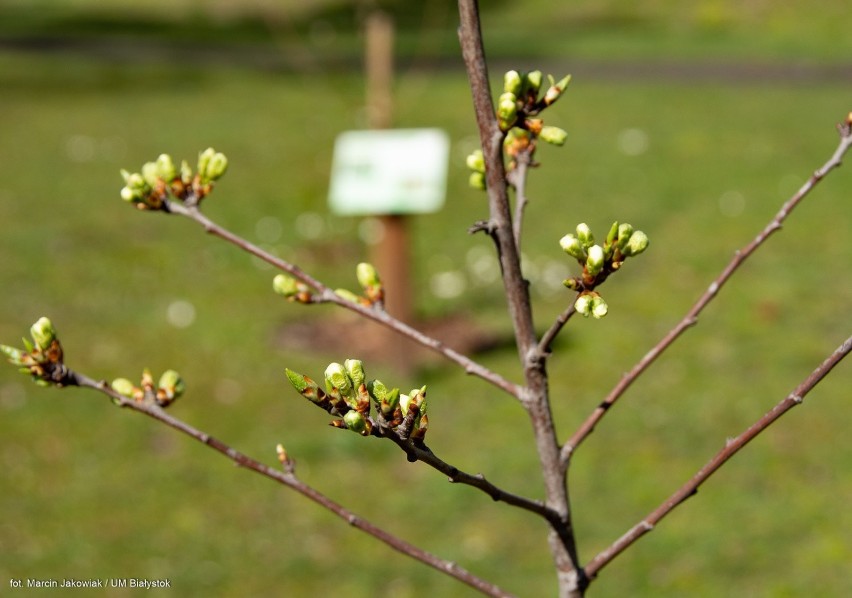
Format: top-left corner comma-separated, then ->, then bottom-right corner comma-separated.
163,202 -> 524,400
459,2 -> 583,595
66,370 -> 516,598
382,432 -> 564,525
561,121 -> 852,466
583,333 -> 852,581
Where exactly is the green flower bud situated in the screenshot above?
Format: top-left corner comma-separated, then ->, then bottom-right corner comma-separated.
503,70 -> 523,95
576,223 -> 594,246
342,410 -> 367,434
539,125 -> 568,146
30,317 -> 56,352
465,149 -> 485,173
197,147 -> 215,179
574,293 -> 593,317
272,274 -> 299,297
156,153 -> 177,182
158,369 -> 185,400
524,70 -> 543,96
180,159 -> 193,184
120,186 -> 139,202
468,171 -> 486,190
111,378 -> 136,399
497,92 -> 518,131
562,277 -> 581,291
623,230 -> 649,256
141,161 -> 160,188
585,244 -> 605,277
543,74 -> 572,106
333,288 -> 361,304
206,151 -> 228,181
559,233 -> 587,261
344,359 -> 365,389
616,223 -> 634,251
590,294 -> 608,319
356,262 -> 381,290
325,362 -> 353,398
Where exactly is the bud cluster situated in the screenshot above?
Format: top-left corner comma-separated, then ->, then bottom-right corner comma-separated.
111,367 -> 185,407
559,221 -> 650,318
285,359 -> 429,442
466,70 -> 572,189
1,317 -> 70,387
119,148 -> 228,210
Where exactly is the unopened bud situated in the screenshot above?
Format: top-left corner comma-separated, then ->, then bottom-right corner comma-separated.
356,262 -> 381,290
111,378 -> 136,399
574,293 -> 593,317
539,125 -> 568,146
344,359 -> 365,389
616,223 -> 634,250
466,149 -> 485,173
623,230 -> 649,256
524,70 -> 543,96
325,362 -> 353,398
206,151 -> 228,181
590,294 -> 608,319
197,147 -> 215,179
503,70 -> 523,95
585,244 -> 605,277
559,233 -> 587,261
333,288 -> 361,304
468,171 -> 486,190
575,223 -> 594,246
497,92 -> 518,131
342,410 -> 367,434
30,317 -> 56,352
180,160 -> 193,184
158,369 -> 185,401
543,74 -> 571,106
273,274 -> 299,298
141,161 -> 160,188
156,153 -> 177,182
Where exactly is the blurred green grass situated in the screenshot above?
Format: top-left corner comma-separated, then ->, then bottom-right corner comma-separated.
1,3 -> 852,597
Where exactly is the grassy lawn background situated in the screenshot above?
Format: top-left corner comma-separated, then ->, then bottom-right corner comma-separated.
1,2 -> 851,596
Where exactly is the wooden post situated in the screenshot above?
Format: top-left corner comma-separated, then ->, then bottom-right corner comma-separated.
364,11 -> 416,368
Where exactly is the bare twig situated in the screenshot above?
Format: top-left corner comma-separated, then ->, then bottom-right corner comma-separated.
163,202 -> 523,400
509,150 -> 533,250
561,123 -> 852,466
383,433 -> 563,523
67,370 -> 516,598
539,303 -> 578,356
583,333 -> 852,581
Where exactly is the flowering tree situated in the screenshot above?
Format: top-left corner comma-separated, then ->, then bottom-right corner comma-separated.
3,2 -> 851,596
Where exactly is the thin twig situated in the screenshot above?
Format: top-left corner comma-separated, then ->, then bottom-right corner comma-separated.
69,370 -> 516,598
539,303 -> 578,356
561,124 -> 852,466
164,202 -> 524,400
583,333 -> 852,581
510,151 -> 532,250
383,433 -> 563,524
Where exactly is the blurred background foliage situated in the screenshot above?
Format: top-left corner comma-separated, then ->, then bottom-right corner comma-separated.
1,1 -> 850,596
